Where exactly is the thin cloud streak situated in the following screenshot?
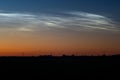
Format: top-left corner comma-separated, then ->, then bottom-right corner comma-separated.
0,11 -> 119,32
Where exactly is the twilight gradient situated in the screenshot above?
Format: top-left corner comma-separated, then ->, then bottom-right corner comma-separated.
0,11 -> 119,56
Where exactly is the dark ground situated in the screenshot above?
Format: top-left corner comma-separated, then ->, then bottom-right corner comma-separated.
0,55 -> 120,79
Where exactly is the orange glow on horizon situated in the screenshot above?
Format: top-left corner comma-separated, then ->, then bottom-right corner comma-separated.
0,30 -> 119,56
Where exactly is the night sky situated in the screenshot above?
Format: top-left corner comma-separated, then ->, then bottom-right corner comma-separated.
0,0 -> 120,56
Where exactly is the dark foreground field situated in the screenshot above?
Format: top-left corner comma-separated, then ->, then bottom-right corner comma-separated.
0,55 -> 120,79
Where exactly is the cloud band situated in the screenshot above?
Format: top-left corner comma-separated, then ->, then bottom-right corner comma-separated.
0,11 -> 119,32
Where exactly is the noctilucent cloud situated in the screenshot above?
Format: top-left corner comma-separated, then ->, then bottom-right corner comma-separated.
0,0 -> 120,56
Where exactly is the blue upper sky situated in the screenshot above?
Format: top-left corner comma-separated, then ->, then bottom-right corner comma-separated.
0,0 -> 119,22
0,0 -> 119,14
0,0 -> 120,22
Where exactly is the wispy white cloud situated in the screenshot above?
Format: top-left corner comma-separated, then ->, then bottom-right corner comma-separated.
0,11 -> 119,32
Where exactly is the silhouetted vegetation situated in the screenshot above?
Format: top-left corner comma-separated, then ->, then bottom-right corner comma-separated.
0,54 -> 120,79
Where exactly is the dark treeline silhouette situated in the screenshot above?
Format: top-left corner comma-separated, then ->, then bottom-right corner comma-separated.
0,54 -> 120,79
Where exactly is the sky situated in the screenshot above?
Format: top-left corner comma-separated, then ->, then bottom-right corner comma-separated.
0,0 -> 120,56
